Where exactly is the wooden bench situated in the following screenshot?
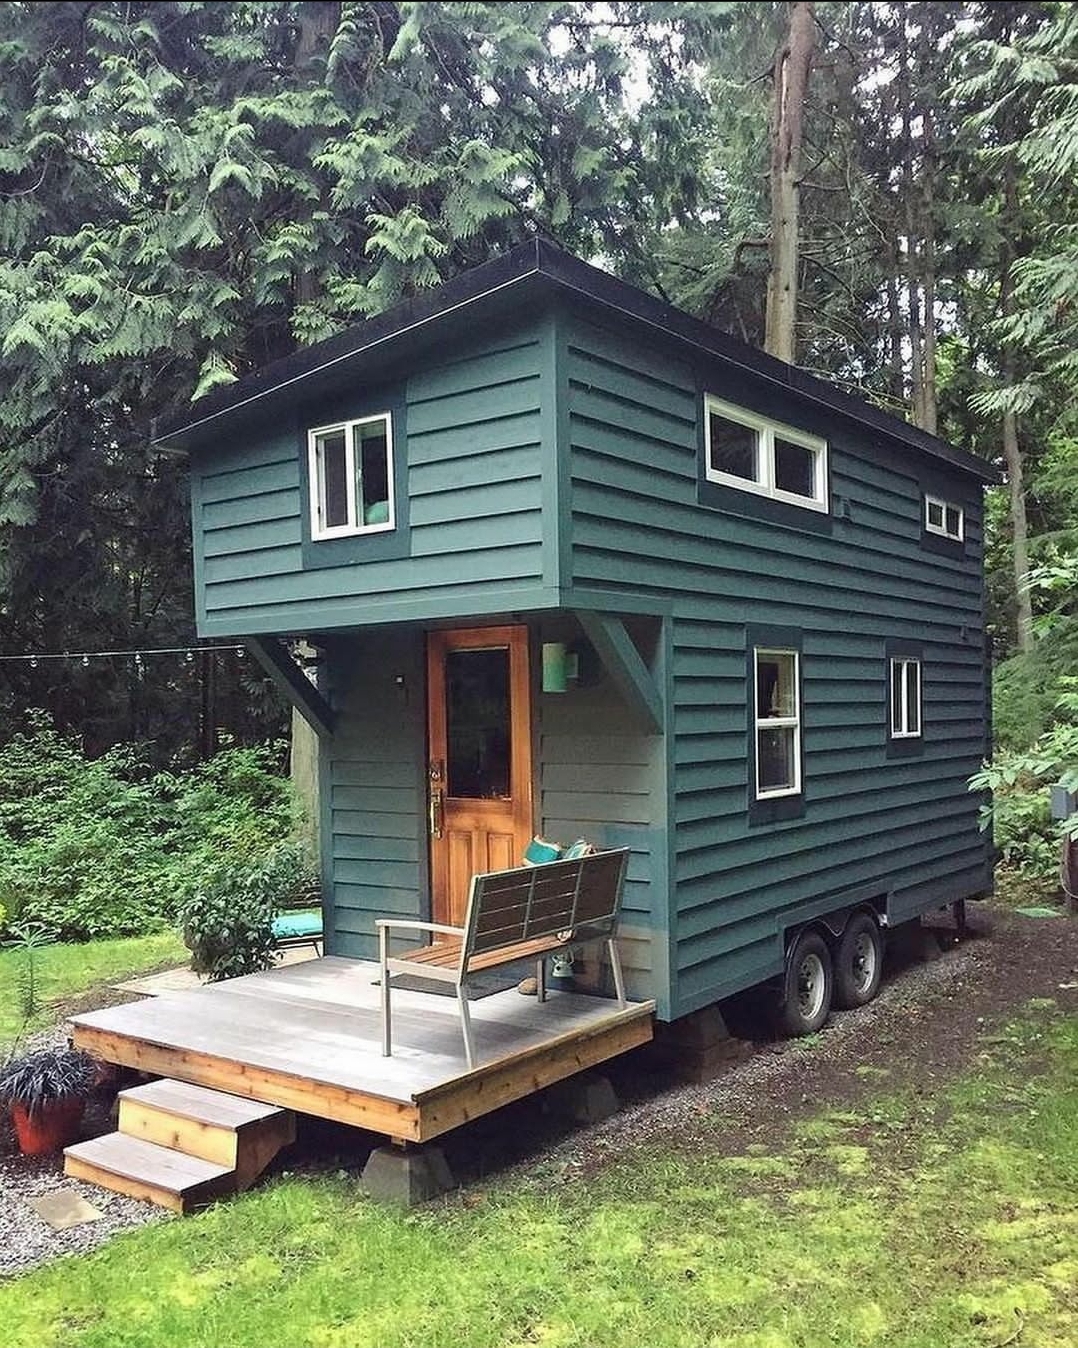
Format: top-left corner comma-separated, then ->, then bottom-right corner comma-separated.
377,848 -> 630,1069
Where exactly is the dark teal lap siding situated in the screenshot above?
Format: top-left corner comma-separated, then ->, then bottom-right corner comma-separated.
321,631 -> 426,959
190,328 -> 551,637
564,313 -> 990,1020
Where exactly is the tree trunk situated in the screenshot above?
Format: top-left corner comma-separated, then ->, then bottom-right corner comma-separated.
898,12 -> 925,428
917,23 -> 939,435
885,230 -> 905,404
1001,157 -> 1033,653
296,1 -> 339,67
290,706 -> 321,866
764,1 -> 815,364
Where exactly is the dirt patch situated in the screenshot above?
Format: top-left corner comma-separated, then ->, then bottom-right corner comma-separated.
418,902 -> 1078,1188
501,902 -> 1078,1182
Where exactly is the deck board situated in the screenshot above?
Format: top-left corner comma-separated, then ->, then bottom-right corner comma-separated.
70,957 -> 654,1142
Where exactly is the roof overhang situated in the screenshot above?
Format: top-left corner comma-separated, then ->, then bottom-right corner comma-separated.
154,237 -> 1000,485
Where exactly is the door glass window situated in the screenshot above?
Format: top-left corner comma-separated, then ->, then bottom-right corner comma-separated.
445,647 -> 511,798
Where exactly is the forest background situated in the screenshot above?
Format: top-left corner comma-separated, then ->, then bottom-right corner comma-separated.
1,0 -> 1075,916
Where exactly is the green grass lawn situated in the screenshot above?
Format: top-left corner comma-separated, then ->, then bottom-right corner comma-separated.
1,1002 -> 1076,1348
0,930 -> 186,1050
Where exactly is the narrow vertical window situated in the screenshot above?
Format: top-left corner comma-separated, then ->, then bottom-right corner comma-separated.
308,413 -> 394,539
754,648 -> 802,798
890,657 -> 922,738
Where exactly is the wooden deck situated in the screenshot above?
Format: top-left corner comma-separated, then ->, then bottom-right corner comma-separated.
70,957 -> 655,1144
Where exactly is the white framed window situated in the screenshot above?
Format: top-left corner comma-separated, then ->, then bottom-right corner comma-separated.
704,394 -> 828,512
924,494 -> 963,541
754,648 -> 802,799
890,657 -> 922,738
308,413 -> 394,540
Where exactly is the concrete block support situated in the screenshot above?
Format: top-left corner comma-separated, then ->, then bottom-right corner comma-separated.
543,1072 -> 620,1125
650,1005 -> 740,1083
361,1144 -> 454,1207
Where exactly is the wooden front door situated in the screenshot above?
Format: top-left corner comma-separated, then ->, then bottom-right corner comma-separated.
427,626 -> 533,928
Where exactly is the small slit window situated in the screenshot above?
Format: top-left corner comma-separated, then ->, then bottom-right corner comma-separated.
924,494 -> 963,541
308,414 -> 394,540
704,395 -> 827,512
890,657 -> 921,739
754,648 -> 802,798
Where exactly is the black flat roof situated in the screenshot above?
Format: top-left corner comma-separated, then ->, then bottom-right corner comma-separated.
155,237 -> 998,483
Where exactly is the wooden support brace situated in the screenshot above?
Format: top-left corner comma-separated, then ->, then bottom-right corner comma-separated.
246,637 -> 335,739
577,612 -> 663,734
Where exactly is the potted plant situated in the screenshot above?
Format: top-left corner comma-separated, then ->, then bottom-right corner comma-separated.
0,1047 -> 98,1155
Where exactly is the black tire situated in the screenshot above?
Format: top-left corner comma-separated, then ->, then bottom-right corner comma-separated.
778,930 -> 833,1036
833,911 -> 884,1009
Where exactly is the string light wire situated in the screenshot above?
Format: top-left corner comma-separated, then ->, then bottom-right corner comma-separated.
0,644 -> 246,665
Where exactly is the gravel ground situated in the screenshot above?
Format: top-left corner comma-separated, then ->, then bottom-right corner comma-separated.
0,1022 -> 168,1279
2,901 -> 1076,1277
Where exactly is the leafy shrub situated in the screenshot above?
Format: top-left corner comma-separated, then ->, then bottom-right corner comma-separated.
0,715 -> 300,941
179,843 -> 311,982
970,691 -> 1078,883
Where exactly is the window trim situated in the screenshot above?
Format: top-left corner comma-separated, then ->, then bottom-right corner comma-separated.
704,394 -> 828,513
307,412 -> 395,541
889,656 -> 922,739
754,647 -> 803,800
924,493 -> 963,542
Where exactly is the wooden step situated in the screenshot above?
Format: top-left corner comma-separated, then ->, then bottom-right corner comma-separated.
65,1134 -> 235,1213
118,1079 -> 296,1188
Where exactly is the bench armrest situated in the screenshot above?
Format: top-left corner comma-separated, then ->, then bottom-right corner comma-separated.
375,919 -> 465,939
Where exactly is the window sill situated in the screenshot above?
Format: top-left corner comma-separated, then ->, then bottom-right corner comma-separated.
704,469 -> 828,514
311,522 -> 396,542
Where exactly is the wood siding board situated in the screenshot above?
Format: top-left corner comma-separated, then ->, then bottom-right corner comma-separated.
333,835 -> 419,863
409,476 -> 542,522
203,517 -> 302,558
203,548 -> 304,585
200,458 -> 300,505
405,376 -> 541,435
408,338 -> 543,401
202,489 -> 301,530
204,545 -> 544,614
198,585 -> 560,638
411,514 -> 543,557
407,417 -> 544,467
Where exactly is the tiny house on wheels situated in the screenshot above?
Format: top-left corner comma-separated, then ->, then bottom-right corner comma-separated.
161,239 -> 995,1045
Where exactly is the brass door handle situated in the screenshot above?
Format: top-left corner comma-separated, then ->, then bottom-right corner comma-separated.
428,760 -> 444,838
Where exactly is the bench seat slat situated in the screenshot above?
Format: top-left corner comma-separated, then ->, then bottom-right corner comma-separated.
391,933 -> 568,974
379,848 -> 631,1069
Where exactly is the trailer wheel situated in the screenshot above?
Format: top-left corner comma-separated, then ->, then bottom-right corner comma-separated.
778,930 -> 833,1036
833,912 -> 883,1009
